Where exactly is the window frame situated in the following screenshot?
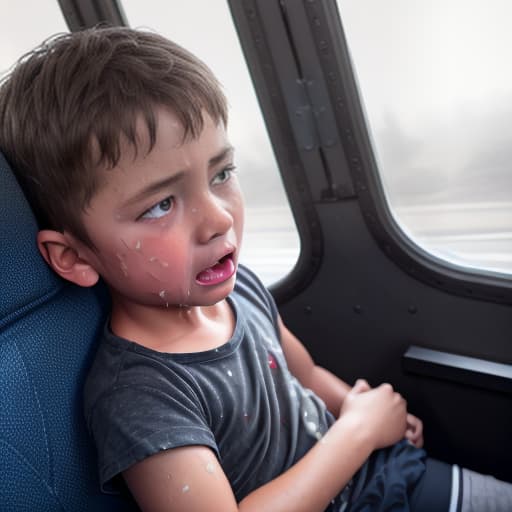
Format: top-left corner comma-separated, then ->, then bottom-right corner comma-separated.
56,0 -> 127,30
228,0 -> 512,305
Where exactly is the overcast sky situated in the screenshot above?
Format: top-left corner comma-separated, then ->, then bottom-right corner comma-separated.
339,0 -> 512,205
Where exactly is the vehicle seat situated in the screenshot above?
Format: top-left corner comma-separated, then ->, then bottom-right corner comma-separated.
0,151 -> 138,511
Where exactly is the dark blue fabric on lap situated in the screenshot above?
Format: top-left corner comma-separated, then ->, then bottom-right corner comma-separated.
409,458 -> 452,512
348,440 -> 427,512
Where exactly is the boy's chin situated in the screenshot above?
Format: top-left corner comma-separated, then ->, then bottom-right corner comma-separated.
159,285 -> 236,309
110,271 -> 238,310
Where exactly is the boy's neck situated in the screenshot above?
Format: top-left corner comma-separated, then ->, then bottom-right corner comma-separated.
109,296 -> 235,354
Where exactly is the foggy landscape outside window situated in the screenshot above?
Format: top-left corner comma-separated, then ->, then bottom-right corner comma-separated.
338,0 -> 512,276
122,0 -> 301,285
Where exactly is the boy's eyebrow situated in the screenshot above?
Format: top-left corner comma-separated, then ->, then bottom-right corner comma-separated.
121,145 -> 235,209
209,145 -> 234,167
121,172 -> 186,210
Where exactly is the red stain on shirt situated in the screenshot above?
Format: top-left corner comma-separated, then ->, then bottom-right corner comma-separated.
268,353 -> 278,369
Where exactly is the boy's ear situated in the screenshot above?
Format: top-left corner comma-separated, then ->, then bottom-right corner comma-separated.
37,230 -> 99,287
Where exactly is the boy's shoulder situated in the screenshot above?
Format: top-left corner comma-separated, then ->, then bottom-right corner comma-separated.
234,264 -> 276,310
234,263 -> 263,289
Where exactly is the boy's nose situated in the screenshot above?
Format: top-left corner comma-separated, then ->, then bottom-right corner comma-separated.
193,193 -> 234,243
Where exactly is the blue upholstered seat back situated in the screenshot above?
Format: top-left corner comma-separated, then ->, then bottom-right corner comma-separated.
0,152 -> 138,511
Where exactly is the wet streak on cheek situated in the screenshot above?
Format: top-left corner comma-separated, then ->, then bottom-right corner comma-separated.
115,253 -> 129,276
119,230 -> 193,305
120,237 -> 172,277
146,238 -> 176,302
145,270 -> 162,282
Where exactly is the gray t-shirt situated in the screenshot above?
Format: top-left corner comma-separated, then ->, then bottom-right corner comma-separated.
84,265 -> 334,501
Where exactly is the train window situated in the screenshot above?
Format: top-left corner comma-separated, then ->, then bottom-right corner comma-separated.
121,0 -> 300,286
0,1 -> 67,77
338,0 -> 512,276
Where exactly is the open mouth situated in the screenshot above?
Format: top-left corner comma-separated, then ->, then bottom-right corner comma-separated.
195,253 -> 236,286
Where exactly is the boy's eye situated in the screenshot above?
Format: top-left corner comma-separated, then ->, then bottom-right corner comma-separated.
211,165 -> 236,185
140,197 -> 174,219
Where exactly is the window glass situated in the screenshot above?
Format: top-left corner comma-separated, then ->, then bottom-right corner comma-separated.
121,0 -> 300,285
0,1 -> 68,78
337,0 -> 512,275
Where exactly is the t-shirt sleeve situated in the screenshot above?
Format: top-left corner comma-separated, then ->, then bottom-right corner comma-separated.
235,264 -> 281,341
87,378 -> 218,492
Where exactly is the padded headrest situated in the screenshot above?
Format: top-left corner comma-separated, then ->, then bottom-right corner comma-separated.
0,152 -> 60,323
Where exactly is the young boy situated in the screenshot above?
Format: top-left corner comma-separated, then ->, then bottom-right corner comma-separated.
0,27 -> 510,512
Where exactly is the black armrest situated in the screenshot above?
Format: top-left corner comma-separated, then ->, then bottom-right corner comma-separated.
403,345 -> 512,395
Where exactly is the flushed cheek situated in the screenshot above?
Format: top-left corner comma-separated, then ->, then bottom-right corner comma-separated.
108,236 -> 191,295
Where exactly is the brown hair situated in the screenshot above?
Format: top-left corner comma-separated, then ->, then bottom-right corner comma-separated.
0,26 -> 228,246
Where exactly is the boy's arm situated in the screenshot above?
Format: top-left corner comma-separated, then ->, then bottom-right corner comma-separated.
124,381 -> 407,512
279,316 -> 424,448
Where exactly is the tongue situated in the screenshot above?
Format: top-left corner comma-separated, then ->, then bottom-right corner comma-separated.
196,257 -> 235,285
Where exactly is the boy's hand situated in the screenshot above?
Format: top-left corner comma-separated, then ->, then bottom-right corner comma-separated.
405,413 -> 424,448
349,378 -> 371,395
339,381 -> 407,451
345,380 -> 424,449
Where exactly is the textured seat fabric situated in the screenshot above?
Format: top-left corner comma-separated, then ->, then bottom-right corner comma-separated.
0,152 -> 138,511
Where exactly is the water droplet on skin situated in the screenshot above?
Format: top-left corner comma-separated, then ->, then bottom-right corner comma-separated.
159,290 -> 167,299
227,370 -> 233,377
306,421 -> 317,432
148,256 -> 169,268
135,240 -> 142,250
182,484 -> 190,493
205,462 -> 215,474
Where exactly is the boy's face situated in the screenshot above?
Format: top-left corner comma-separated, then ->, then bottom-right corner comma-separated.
75,108 -> 244,309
